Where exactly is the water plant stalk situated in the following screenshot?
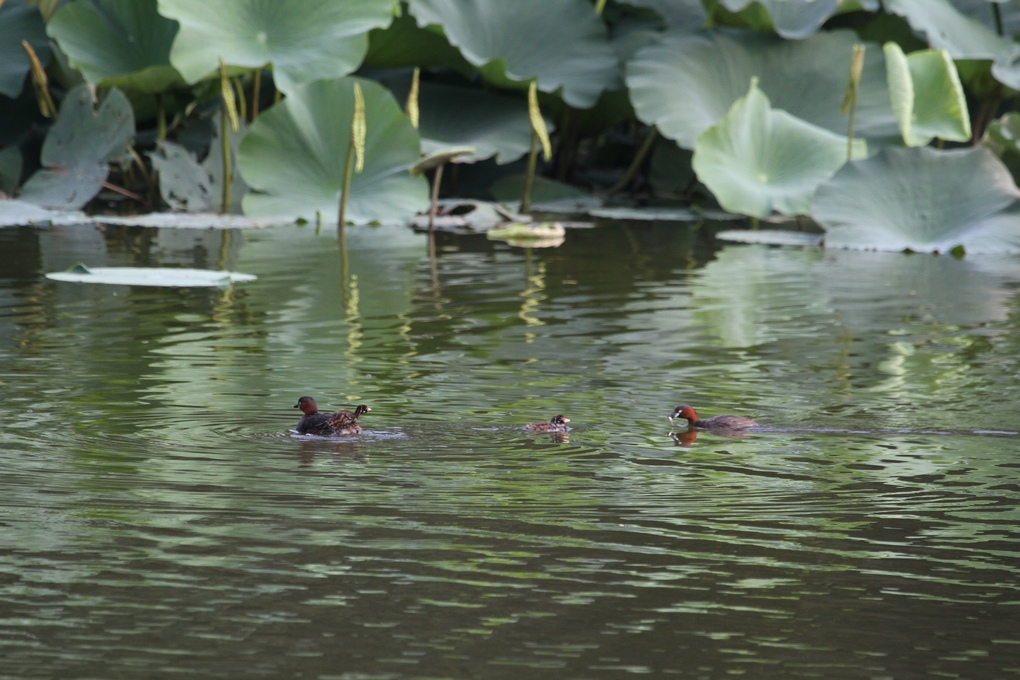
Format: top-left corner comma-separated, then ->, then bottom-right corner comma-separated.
338,83 -> 366,232
608,127 -> 659,195
218,58 -> 240,213
842,45 -> 865,161
521,81 -> 552,213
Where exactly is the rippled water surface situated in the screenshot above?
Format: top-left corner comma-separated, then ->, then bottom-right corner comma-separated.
1,221 -> 1019,678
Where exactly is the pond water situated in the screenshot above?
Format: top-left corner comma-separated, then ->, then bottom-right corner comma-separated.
1,219 -> 1019,678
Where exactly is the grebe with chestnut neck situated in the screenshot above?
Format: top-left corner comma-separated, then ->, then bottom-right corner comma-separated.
668,404 -> 757,429
294,396 -> 370,435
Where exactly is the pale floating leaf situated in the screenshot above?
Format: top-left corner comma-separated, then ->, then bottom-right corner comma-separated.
46,263 -> 257,287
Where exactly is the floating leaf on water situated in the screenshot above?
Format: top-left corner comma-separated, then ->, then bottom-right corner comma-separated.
0,199 -> 88,227
487,222 -> 566,247
408,199 -> 525,233
96,213 -> 289,229
46,263 -> 257,287
716,230 -> 824,246
587,204 -> 738,221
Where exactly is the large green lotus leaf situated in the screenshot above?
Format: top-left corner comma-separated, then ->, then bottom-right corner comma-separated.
383,76 -> 534,164
884,43 -> 970,147
19,85 -> 134,210
627,29 -> 899,149
0,0 -> 50,98
158,0 -> 395,95
238,77 -> 428,224
48,0 -> 182,92
693,81 -> 865,218
406,0 -> 620,109
617,0 -> 707,28
719,0 -> 839,39
884,0 -> 1010,60
812,147 -> 1020,254
364,11 -> 473,71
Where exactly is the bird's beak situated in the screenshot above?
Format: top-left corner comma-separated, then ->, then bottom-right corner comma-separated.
293,403 -> 300,409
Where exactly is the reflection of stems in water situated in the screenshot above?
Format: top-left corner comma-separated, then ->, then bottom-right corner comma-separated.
337,226 -> 363,358
339,221 -> 349,299
519,249 -> 546,336
427,163 -> 443,293
427,231 -> 439,293
217,229 -> 231,270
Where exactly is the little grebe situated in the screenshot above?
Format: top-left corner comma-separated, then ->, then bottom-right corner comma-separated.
668,404 -> 757,429
527,414 -> 571,432
294,396 -> 371,436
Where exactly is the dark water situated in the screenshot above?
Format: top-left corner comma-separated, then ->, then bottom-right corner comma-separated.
1,220 -> 1019,678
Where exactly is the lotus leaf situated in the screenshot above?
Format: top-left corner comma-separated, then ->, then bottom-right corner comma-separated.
19,85 -> 134,210
46,263 -> 256,287
384,77 -> 535,165
158,0 -> 395,95
406,0 -> 620,108
1,0 -> 50,98
618,0 -> 707,28
238,77 -> 428,224
716,230 -> 823,246
884,0 -> 1010,60
812,147 -> 1020,254
626,29 -> 898,149
692,81 -> 866,218
48,0 -> 182,92
719,0 -> 839,39
884,43 -> 970,147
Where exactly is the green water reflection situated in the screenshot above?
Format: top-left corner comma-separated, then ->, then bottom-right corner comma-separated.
0,221 -> 1018,678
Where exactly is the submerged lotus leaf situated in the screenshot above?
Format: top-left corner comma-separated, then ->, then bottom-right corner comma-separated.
48,0 -> 182,92
46,263 -> 257,287
626,29 -> 898,149
884,43 -> 970,147
19,85 -> 134,210
406,0 -> 620,108
158,0 -> 395,95
0,0 -> 50,97
238,77 -> 428,224
692,81 -> 865,218
812,146 -> 1020,254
